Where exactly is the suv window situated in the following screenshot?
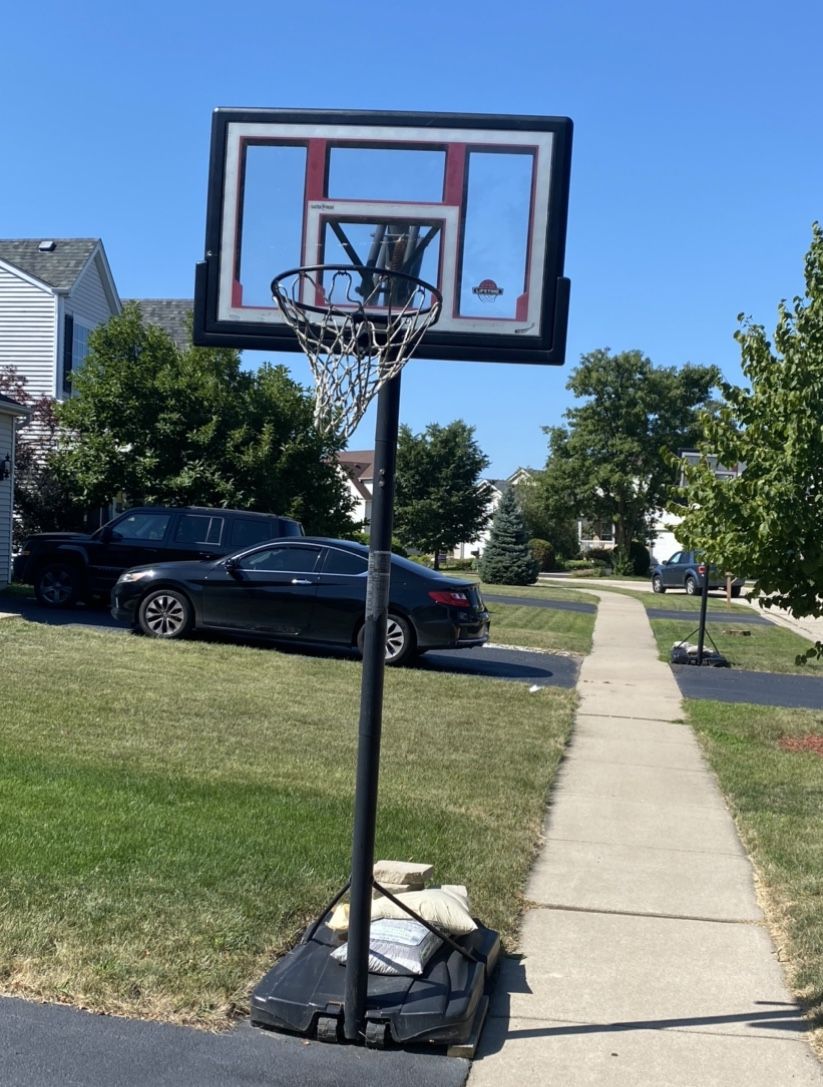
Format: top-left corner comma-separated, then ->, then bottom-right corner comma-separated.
239,545 -> 321,573
667,552 -> 684,565
112,512 -> 171,542
174,514 -> 224,546
323,548 -> 368,575
229,518 -> 284,550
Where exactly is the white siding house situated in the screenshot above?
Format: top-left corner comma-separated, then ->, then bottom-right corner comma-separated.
0,394 -> 30,586
0,239 -> 121,402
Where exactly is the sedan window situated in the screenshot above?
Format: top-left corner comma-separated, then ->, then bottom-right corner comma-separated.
239,546 -> 321,573
323,548 -> 368,575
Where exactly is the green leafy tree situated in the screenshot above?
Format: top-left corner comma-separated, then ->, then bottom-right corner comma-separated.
676,223 -> 823,625
51,304 -> 355,535
539,348 -> 719,571
515,472 -> 580,560
394,421 -> 493,569
478,488 -> 539,585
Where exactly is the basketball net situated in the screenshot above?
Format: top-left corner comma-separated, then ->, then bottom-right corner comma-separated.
271,265 -> 442,440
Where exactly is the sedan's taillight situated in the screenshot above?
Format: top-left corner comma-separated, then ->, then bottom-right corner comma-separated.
428,590 -> 471,607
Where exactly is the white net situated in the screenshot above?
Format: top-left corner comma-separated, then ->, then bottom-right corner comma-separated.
271,266 -> 442,440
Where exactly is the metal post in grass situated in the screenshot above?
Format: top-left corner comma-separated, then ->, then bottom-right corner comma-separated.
696,562 -> 710,665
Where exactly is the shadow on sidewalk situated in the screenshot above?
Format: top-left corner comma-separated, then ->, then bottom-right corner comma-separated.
476,956 -> 811,1059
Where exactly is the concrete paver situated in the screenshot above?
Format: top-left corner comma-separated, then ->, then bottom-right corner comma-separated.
470,589 -> 822,1086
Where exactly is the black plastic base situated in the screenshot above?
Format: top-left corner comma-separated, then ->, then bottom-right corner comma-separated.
250,921 -> 500,1049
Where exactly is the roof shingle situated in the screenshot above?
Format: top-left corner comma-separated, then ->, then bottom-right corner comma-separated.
0,238 -> 100,291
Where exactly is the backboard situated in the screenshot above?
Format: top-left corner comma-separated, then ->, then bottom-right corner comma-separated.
193,109 -> 573,365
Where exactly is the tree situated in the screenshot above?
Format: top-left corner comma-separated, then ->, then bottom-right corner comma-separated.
676,223 -> 823,625
0,367 -> 80,542
51,304 -> 355,535
514,472 -> 580,560
394,421 -> 493,568
477,487 -> 538,585
538,349 -> 719,571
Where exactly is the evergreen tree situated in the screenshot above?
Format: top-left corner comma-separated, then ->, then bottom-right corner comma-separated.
478,488 -> 539,585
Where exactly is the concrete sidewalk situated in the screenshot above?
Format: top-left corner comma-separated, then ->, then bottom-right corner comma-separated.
470,590 -> 822,1086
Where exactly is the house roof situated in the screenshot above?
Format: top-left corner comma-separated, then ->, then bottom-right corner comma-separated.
125,299 -> 194,351
0,392 -> 31,417
0,238 -> 101,291
337,450 -> 375,480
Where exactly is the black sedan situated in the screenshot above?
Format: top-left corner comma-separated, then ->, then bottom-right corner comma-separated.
111,537 -> 490,666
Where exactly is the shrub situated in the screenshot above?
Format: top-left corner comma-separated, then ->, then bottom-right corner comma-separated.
528,538 -> 555,572
582,547 -> 614,568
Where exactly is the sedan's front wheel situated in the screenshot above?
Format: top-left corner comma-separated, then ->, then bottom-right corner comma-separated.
357,613 -> 416,667
138,589 -> 193,639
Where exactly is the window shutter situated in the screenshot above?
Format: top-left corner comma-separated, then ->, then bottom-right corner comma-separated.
63,314 -> 74,393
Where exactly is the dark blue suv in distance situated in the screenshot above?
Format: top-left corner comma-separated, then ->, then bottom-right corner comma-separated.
14,505 -> 303,607
650,550 -> 744,597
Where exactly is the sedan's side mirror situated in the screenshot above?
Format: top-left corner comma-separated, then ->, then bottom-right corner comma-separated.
224,557 -> 241,576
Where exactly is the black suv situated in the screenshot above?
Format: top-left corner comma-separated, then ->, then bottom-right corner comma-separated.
14,506 -> 304,607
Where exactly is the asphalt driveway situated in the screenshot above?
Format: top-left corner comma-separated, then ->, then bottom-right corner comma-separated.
672,664 -> 823,709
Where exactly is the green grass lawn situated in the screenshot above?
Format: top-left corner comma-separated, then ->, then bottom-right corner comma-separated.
0,618 -> 575,1026
485,601 -> 594,655
649,616 -> 823,675
687,699 -> 823,1041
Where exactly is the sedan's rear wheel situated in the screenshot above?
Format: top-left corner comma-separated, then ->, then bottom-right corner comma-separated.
138,589 -> 193,639
356,613 -> 416,667
651,574 -> 666,594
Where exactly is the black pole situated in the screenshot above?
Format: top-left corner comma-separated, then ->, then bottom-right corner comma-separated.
696,559 -> 710,665
343,371 -> 402,1042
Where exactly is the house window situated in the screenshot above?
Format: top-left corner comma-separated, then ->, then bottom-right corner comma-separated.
580,519 -> 614,543
63,315 -> 92,393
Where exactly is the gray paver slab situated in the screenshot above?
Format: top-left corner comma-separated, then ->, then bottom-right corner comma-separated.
527,838 -> 761,920
552,755 -> 729,812
566,732 -> 708,772
573,713 -> 694,746
496,910 -> 802,1042
471,1017 -> 822,1087
544,793 -> 745,854
577,680 -> 683,722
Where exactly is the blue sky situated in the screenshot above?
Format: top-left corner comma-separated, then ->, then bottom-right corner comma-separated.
3,1 -> 820,477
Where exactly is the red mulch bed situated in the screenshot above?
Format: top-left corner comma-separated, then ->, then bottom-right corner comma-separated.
779,735 -> 823,757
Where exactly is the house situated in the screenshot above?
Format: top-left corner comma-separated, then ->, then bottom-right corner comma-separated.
650,452 -> 744,562
0,239 -> 122,401
336,450 -> 374,528
452,467 -> 536,559
0,393 -> 30,586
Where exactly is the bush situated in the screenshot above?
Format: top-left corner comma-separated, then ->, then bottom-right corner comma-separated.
528,538 -> 555,572
442,558 -> 475,571
561,560 -> 606,577
581,547 -> 614,569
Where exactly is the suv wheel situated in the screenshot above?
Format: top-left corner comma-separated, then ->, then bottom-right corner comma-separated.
651,574 -> 666,594
357,613 -> 416,667
34,563 -> 81,607
138,589 -> 193,639
684,576 -> 698,595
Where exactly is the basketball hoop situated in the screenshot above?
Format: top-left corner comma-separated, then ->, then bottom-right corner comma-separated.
271,265 -> 442,440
